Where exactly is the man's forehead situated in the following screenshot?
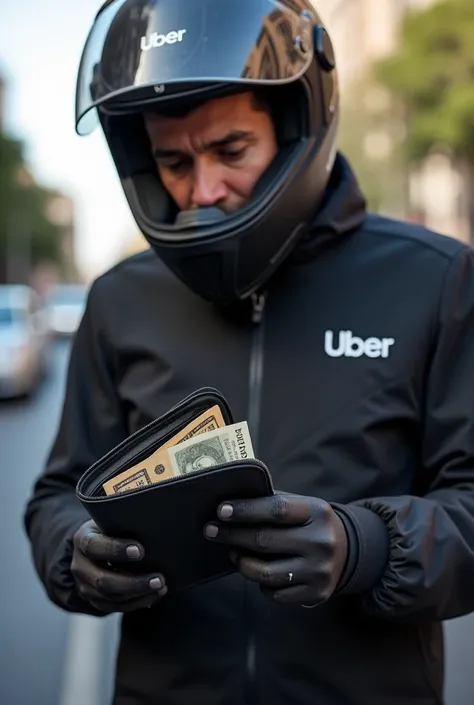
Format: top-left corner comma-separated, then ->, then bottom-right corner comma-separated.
144,92 -> 259,142
146,111 -> 244,138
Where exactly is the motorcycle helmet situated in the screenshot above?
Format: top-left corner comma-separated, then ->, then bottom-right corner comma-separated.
75,0 -> 339,303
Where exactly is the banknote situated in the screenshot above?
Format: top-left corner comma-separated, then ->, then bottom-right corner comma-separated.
167,421 -> 254,477
102,404 -> 226,495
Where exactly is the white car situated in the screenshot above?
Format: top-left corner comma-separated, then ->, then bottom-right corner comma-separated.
46,284 -> 88,336
0,285 -> 49,399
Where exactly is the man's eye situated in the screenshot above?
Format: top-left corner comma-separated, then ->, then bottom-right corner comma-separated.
166,161 -> 188,173
221,148 -> 246,161
157,159 -> 190,174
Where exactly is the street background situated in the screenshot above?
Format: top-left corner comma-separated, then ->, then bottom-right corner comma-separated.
1,0 -> 474,703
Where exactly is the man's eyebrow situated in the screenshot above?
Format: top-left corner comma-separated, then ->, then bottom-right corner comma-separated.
205,130 -> 254,149
152,130 -> 254,159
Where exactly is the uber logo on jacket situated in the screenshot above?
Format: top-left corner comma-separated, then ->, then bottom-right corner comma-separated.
325,330 -> 395,358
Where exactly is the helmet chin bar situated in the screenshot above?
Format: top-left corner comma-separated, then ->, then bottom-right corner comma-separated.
174,207 -> 228,229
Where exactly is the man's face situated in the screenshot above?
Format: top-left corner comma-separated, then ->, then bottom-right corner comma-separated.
144,92 -> 278,214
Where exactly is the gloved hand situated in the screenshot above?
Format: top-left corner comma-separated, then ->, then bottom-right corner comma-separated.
204,493 -> 348,606
71,520 -> 168,613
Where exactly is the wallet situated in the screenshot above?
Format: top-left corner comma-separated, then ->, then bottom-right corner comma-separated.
76,387 -> 274,593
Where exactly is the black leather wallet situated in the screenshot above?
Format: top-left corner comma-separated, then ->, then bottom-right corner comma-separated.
76,387 -> 274,592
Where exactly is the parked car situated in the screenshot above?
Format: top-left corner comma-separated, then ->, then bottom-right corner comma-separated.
46,284 -> 88,336
0,285 -> 49,399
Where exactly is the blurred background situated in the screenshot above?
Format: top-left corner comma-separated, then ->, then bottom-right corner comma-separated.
0,0 -> 473,704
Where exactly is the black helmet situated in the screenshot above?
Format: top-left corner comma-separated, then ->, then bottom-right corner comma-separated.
75,0 -> 339,304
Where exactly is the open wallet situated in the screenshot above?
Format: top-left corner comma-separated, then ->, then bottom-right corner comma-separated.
76,387 -> 274,593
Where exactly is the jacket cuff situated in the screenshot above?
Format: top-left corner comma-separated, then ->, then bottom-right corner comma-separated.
331,503 -> 389,596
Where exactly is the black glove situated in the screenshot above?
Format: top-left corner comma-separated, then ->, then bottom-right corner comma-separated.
204,493 -> 348,606
71,520 -> 168,613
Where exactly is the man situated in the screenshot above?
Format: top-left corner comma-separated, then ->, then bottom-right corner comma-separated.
25,1 -> 474,704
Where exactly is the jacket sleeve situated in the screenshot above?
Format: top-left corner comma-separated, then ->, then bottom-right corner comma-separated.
334,245 -> 474,623
24,278 -> 128,615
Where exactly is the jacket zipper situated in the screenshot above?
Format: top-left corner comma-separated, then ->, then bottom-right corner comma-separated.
248,292 -> 266,448
245,290 -> 267,705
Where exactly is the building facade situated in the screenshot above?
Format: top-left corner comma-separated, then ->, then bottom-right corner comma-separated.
316,0 -> 471,244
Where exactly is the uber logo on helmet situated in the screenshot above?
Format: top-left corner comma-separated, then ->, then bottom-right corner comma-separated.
141,29 -> 187,52
325,330 -> 395,359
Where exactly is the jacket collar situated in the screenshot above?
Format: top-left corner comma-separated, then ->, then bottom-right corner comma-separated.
292,152 -> 367,263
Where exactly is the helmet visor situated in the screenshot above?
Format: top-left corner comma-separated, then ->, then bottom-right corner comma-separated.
75,0 -> 315,135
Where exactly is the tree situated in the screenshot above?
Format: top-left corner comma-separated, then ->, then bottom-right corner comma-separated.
0,132 -> 66,283
337,80 -> 408,218
374,0 -> 474,236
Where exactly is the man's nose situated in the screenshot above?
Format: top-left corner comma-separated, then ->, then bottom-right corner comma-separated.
191,160 -> 228,208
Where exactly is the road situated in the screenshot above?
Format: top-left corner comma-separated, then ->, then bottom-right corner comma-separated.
0,340 -> 118,705
0,338 -> 473,705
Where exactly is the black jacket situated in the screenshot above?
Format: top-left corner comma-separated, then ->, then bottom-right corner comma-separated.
25,156 -> 474,705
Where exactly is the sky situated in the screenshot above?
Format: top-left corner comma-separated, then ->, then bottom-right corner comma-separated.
0,0 -> 138,279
